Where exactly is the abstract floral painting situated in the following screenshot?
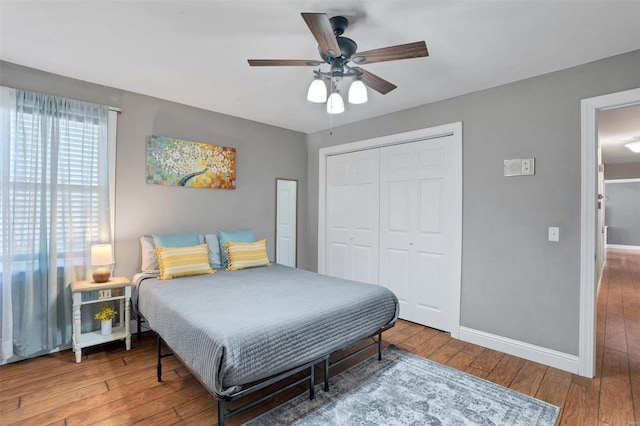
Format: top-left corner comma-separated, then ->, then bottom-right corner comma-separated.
146,135 -> 236,189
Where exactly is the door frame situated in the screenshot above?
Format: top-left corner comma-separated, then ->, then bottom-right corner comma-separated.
318,122 -> 463,338
579,88 -> 640,377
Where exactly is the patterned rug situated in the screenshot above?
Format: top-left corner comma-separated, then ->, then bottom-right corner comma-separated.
245,345 -> 560,426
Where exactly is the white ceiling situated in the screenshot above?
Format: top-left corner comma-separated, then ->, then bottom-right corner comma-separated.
599,104 -> 640,164
1,1 -> 639,134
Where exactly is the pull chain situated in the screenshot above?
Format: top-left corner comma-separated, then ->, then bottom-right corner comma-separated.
330,110 -> 333,136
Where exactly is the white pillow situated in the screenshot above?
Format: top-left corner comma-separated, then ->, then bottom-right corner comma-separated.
140,235 -> 159,273
141,234 -> 206,273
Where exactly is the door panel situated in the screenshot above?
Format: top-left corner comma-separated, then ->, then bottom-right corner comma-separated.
326,149 -> 379,284
417,147 -> 443,168
353,183 -> 375,231
416,252 -> 442,311
380,136 -> 457,332
379,142 -> 413,319
329,185 -> 350,230
353,244 -> 375,283
385,248 -> 410,307
388,180 -> 411,232
328,242 -> 348,278
417,179 -> 442,234
277,236 -> 291,264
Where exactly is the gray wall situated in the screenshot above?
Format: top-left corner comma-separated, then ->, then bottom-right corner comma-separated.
307,50 -> 640,355
605,162 -> 640,179
605,182 -> 640,246
3,49 -> 639,358
0,61 -> 308,279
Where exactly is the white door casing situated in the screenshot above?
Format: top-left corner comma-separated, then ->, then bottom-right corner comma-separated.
319,122 -> 462,338
276,179 -> 297,268
580,88 -> 640,377
379,136 -> 458,332
325,149 -> 380,283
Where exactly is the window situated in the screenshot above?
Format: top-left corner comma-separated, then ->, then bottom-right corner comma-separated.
6,106 -> 113,260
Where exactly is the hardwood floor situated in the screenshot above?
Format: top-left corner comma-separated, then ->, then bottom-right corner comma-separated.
1,248 -> 638,425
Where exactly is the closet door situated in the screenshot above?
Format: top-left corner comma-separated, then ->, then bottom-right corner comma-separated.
325,149 -> 379,284
380,136 -> 458,332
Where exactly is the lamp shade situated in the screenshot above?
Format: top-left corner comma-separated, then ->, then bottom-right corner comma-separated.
307,78 -> 327,103
348,79 -> 368,104
91,244 -> 113,283
327,92 -> 345,114
91,244 -> 113,266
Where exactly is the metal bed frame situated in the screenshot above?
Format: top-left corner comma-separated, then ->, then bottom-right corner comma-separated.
155,322 -> 395,426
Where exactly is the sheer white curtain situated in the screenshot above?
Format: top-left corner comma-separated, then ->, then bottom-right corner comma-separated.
0,87 -> 113,362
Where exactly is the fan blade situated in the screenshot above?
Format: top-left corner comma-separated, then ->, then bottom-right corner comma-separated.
301,13 -> 341,58
351,41 -> 428,65
248,59 -> 323,67
352,67 -> 397,95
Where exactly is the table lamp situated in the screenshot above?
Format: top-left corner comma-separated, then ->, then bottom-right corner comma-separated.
91,243 -> 113,283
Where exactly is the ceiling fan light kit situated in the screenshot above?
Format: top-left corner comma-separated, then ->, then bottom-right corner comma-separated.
348,78 -> 368,104
327,91 -> 345,114
248,12 -> 428,115
307,76 -> 328,103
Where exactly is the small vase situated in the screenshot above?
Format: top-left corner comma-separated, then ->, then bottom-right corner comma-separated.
101,320 -> 112,336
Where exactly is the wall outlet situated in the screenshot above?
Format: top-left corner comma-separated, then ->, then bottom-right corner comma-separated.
521,158 -> 535,175
548,226 -> 559,242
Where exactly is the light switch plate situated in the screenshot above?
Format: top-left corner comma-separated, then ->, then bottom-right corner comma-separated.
504,159 -> 522,176
548,227 -> 559,242
504,158 -> 535,176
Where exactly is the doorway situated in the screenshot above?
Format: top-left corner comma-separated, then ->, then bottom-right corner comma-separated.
579,88 -> 640,377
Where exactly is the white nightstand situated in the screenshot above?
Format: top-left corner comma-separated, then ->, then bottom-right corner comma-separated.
71,276 -> 132,363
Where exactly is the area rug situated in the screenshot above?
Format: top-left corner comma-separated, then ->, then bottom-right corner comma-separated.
245,345 -> 560,426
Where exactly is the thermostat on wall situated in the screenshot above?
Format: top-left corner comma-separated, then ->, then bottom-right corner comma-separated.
504,158 -> 535,176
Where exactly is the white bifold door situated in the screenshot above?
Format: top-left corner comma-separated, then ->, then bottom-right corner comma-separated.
325,149 -> 380,284
379,137 -> 458,332
324,135 -> 460,333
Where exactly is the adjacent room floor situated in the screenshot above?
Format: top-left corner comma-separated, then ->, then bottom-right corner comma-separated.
0,249 -> 637,425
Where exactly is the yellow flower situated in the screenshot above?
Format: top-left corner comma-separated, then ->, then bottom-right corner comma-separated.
95,304 -> 118,322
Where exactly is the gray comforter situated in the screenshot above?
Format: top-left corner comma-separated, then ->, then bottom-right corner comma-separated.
136,264 -> 398,396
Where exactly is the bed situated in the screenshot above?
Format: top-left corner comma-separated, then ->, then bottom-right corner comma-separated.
134,263 -> 398,425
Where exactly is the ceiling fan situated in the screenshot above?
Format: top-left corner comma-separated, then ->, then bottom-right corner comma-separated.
247,13 -> 428,114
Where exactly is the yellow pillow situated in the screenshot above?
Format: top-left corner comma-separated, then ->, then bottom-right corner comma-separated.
155,244 -> 215,280
225,239 -> 271,271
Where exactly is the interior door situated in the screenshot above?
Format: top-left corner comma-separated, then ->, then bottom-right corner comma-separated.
276,179 -> 297,268
326,149 -> 380,284
380,136 -> 459,332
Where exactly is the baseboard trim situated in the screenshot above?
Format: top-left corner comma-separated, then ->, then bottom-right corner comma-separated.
1,319 -> 148,365
458,326 -> 580,374
606,244 -> 640,251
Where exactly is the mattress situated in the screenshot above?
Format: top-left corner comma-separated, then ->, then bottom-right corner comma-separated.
135,264 -> 398,396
